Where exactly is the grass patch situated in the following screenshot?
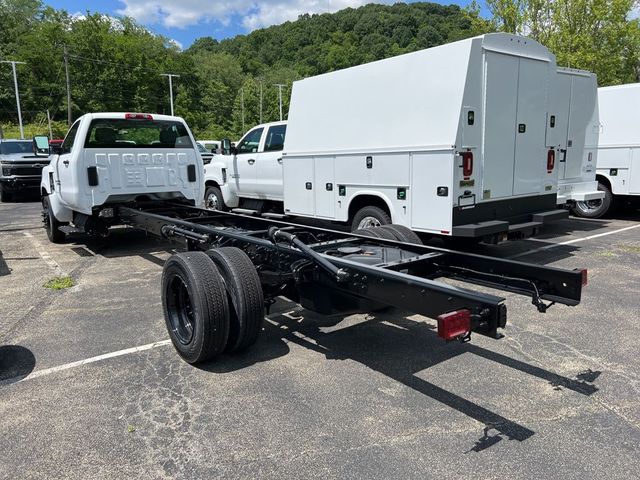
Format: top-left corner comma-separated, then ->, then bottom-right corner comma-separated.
618,244 -> 640,254
43,276 -> 74,290
127,425 -> 136,433
596,251 -> 618,257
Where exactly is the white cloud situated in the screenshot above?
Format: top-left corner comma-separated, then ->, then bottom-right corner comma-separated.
117,0 -> 393,31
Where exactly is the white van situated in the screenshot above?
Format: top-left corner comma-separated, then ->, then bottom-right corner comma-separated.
549,68 -> 603,215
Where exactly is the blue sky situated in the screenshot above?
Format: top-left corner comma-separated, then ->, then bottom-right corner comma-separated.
44,0 -> 475,49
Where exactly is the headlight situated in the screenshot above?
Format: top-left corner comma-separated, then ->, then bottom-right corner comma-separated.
2,167 -> 11,176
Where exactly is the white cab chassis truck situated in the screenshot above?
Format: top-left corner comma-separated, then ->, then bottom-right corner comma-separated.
548,68 -> 603,215
588,83 -> 640,217
40,112 -> 203,242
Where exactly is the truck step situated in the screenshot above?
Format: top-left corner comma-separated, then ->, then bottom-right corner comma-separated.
231,208 -> 260,216
508,221 -> 543,233
532,209 -> 569,223
58,225 -> 85,234
261,212 -> 287,219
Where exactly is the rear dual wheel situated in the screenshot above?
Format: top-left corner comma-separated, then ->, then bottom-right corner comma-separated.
161,248 -> 264,364
353,224 -> 423,245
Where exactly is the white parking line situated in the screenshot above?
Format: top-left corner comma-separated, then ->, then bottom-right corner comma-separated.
510,224 -> 640,259
22,231 -> 63,275
1,339 -> 172,386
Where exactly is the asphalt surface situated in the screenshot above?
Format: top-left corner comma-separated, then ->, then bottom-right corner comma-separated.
1,194 -> 640,479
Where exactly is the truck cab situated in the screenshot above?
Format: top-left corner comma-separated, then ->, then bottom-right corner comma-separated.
203,121 -> 286,210
41,112 -> 203,242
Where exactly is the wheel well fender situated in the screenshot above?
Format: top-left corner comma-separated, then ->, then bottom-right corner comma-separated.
347,193 -> 393,220
596,174 -> 611,190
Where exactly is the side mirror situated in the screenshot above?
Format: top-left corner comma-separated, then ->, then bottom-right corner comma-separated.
33,135 -> 49,156
222,138 -> 236,155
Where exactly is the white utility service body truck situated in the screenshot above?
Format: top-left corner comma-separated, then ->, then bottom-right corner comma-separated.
205,33 -> 569,241
549,68 -> 603,214
40,112 -> 203,242
588,83 -> 640,217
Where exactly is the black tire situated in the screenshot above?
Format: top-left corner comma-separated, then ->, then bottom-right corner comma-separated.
352,227 -> 396,240
572,182 -> 613,218
351,206 -> 391,231
162,251 -> 230,364
0,187 -> 12,202
205,247 -> 264,353
42,196 -> 65,244
204,186 -> 227,211
379,224 -> 423,245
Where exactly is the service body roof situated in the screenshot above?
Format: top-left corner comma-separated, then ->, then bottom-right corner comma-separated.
284,33 -> 555,157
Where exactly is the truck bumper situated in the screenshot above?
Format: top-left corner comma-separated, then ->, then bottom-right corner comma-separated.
0,176 -> 41,192
557,181 -> 605,204
451,194 -> 568,242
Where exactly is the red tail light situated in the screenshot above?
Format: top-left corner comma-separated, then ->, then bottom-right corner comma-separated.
125,113 -> 154,120
579,269 -> 588,286
547,149 -> 555,173
462,152 -> 473,178
437,309 -> 471,341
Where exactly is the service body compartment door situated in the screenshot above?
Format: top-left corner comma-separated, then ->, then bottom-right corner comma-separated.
314,156 -> 335,218
513,57 -> 548,195
410,152 -> 453,232
482,52 -> 518,199
547,74 -> 572,180
283,155 -> 314,216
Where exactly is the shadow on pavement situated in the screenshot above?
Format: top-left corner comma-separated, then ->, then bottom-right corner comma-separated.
0,345 -> 36,385
202,303 -> 600,451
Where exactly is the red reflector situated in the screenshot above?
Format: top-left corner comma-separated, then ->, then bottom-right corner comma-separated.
462,151 -> 473,178
125,113 -> 154,120
547,149 -> 555,173
437,309 -> 471,341
580,269 -> 588,286
440,230 -> 450,234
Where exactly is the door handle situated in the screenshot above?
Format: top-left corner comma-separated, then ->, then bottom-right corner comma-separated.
277,158 -> 283,164
63,159 -> 69,166
247,158 -> 255,165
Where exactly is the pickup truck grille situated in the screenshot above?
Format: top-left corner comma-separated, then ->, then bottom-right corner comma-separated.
2,163 -> 48,176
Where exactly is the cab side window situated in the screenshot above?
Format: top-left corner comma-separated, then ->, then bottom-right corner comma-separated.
264,125 -> 287,152
61,121 -> 81,154
236,128 -> 264,154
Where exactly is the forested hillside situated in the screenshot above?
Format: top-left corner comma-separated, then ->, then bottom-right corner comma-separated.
1,0 -> 639,140
0,1 -> 487,139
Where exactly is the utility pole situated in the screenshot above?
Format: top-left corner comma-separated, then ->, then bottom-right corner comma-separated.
46,109 -> 53,138
63,46 -> 72,127
240,88 -> 245,132
1,60 -> 26,139
259,78 -> 263,124
274,83 -> 286,121
160,73 -> 180,116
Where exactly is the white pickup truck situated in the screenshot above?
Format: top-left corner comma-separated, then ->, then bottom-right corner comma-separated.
40,112 -> 203,242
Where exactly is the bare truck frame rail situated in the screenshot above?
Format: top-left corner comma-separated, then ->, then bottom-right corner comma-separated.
118,202 -> 586,364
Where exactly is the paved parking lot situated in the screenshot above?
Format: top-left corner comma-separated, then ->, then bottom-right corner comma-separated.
1,195 -> 640,479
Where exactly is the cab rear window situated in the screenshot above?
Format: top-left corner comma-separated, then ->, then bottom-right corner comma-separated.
84,119 -> 193,149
